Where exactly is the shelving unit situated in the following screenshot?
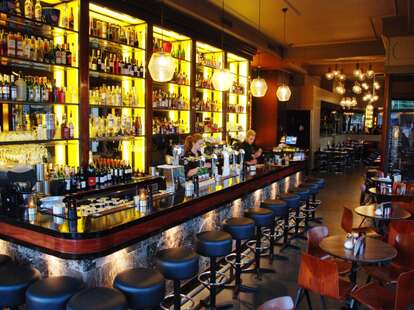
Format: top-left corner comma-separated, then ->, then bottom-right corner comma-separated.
88,3 -> 146,173
194,42 -> 224,142
227,52 -> 250,141
0,0 -> 80,167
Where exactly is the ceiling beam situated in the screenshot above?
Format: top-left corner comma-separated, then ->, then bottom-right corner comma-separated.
164,0 -> 284,58
285,40 -> 385,62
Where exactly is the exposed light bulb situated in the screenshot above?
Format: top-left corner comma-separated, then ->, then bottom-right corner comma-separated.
276,84 -> 291,102
352,82 -> 362,94
212,68 -> 234,91
361,82 -> 369,90
366,68 -> 375,79
325,71 -> 334,80
373,81 -> 380,90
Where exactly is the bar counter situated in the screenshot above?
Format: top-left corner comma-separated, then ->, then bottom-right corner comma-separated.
0,162 -> 304,286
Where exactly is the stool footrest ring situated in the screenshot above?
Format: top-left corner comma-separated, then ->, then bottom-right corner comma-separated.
224,253 -> 250,269
246,239 -> 270,253
198,271 -> 229,288
160,293 -> 195,310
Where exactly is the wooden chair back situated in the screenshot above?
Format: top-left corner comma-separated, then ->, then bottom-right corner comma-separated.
394,234 -> 414,270
341,207 -> 354,233
297,252 -> 340,299
306,225 -> 329,257
388,220 -> 414,247
257,296 -> 295,310
394,269 -> 414,310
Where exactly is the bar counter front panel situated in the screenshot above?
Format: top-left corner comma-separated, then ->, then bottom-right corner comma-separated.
0,163 -> 303,286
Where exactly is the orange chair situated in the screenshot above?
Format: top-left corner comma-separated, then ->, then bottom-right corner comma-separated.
258,296 -> 295,310
387,220 -> 414,247
351,269 -> 414,310
364,234 -> 414,284
341,206 -> 379,237
306,225 -> 351,275
295,252 -> 352,309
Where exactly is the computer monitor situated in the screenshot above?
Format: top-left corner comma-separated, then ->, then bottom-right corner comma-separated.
285,136 -> 297,145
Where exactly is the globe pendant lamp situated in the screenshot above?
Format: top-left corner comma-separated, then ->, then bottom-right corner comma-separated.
148,51 -> 175,82
148,1 -> 175,82
250,0 -> 268,97
212,68 -> 233,91
251,77 -> 268,97
276,8 -> 291,102
276,83 -> 291,102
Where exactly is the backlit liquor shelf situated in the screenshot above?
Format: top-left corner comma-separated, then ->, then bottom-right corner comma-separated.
0,0 -> 252,175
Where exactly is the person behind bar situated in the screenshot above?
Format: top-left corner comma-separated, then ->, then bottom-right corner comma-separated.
239,129 -> 262,165
183,134 -> 211,178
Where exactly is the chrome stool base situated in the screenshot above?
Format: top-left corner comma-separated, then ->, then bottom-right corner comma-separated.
160,293 -> 195,310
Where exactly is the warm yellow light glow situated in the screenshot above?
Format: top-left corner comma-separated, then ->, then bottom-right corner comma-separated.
352,82 -> 362,94
276,84 -> 291,102
148,52 -> 175,82
250,77 -> 268,97
89,3 -> 144,25
45,254 -> 65,276
164,226 -> 182,248
212,68 -> 233,91
284,179 -> 290,193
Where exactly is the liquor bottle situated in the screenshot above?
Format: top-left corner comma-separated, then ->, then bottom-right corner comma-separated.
86,151 -> 96,189
10,75 -> 17,101
15,0 -> 22,16
70,167 -> 78,193
34,0 -> 42,22
64,166 -> 71,193
68,111 -> 74,139
7,32 -> 16,57
24,0 -> 33,19
61,114 -> 70,139
68,7 -> 74,30
79,167 -> 87,190
71,43 -> 76,65
61,4 -> 68,28
2,75 -> 10,100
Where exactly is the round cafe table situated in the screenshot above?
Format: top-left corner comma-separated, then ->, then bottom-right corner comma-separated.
319,235 -> 397,284
354,204 -> 411,221
368,187 -> 414,203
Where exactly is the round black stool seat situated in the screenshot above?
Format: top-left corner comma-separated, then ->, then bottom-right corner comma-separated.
290,187 -> 310,201
196,231 -> 232,257
223,217 -> 255,240
67,287 -> 127,310
156,247 -> 199,281
279,193 -> 301,209
26,276 -> 84,310
261,199 -> 288,217
114,268 -> 165,310
0,254 -> 11,266
245,208 -> 274,227
0,264 -> 41,307
306,177 -> 325,189
300,183 -> 319,195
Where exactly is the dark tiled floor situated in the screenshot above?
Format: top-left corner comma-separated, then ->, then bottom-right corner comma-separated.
201,166 -> 369,309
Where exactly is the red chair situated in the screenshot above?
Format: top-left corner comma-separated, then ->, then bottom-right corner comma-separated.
295,252 -> 352,309
258,296 -> 294,310
387,219 -> 414,247
351,269 -> 414,310
341,206 -> 379,237
364,233 -> 414,284
306,225 -> 351,275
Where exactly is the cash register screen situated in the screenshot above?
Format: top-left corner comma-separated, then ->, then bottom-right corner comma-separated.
285,136 -> 297,145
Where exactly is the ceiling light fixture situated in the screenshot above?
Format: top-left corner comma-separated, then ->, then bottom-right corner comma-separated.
148,1 -> 175,82
212,0 -> 234,91
366,64 -> 375,79
325,66 -> 334,80
361,82 -> 369,90
352,81 -> 362,94
250,0 -> 268,97
353,63 -> 362,78
276,8 -> 291,102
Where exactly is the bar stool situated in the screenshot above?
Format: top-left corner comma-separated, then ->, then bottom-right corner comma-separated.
301,182 -> 322,223
0,264 -> 41,309
287,187 -> 310,239
292,186 -> 312,230
278,193 -> 301,252
260,199 -> 289,262
245,208 -> 275,279
196,231 -> 233,309
222,217 -> 255,297
0,254 -> 11,266
156,247 -> 199,310
26,276 -> 84,310
67,287 -> 127,310
113,268 -> 165,310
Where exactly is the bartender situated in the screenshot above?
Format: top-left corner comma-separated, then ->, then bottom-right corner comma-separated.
239,129 -> 262,165
183,134 -> 211,178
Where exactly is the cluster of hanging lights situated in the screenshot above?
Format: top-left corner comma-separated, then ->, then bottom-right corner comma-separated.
250,6 -> 292,101
340,97 -> 357,109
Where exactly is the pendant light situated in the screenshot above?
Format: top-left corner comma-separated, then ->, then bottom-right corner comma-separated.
276,8 -> 291,102
325,66 -> 334,80
212,0 -> 233,91
148,1 -> 175,82
250,0 -> 268,97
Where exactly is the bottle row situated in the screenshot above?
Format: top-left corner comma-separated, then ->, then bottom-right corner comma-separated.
6,0 -> 75,30
89,17 -> 143,48
89,48 -> 144,77
89,85 -> 140,107
192,97 -> 221,112
152,90 -> 189,110
46,159 -> 133,194
195,73 -> 214,90
152,117 -> 188,135
195,118 -> 221,133
89,114 -> 143,138
196,52 -> 221,69
10,111 -> 75,140
153,38 -> 187,60
228,103 -> 246,114
0,73 -> 68,103
0,30 -> 75,65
